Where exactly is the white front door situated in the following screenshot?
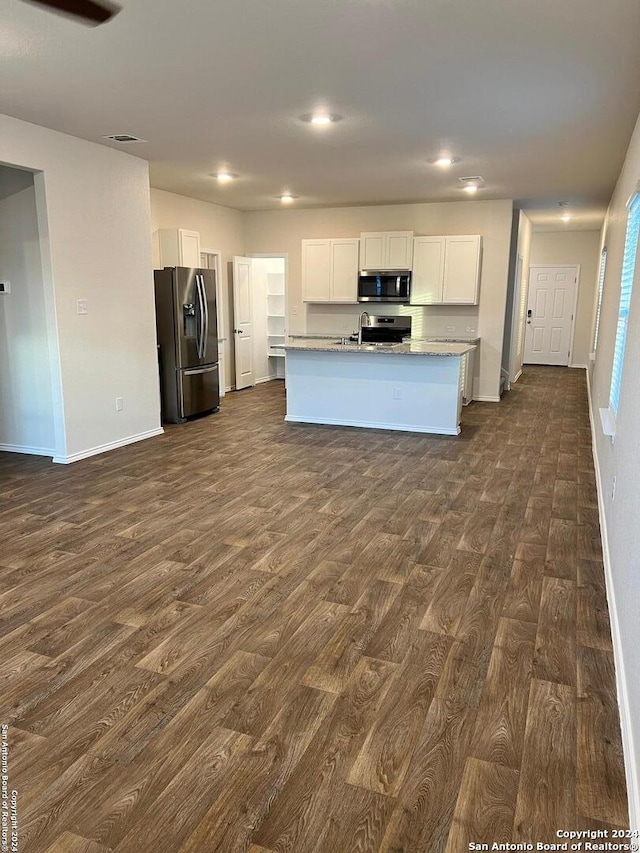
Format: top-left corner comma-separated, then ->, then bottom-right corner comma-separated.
524,266 -> 577,366
233,256 -> 254,389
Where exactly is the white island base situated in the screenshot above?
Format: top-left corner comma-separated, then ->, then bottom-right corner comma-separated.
284,343 -> 474,436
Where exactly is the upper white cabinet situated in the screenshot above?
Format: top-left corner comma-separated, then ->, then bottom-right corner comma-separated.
301,240 -> 331,301
155,229 -> 201,268
410,237 -> 445,304
411,235 -> 482,305
302,238 -> 359,303
360,231 -> 414,270
443,236 -> 482,303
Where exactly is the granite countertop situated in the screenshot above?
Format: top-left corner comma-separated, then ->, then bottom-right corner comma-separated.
290,333 -> 480,344
419,336 -> 481,344
283,339 -> 476,357
288,333 -> 346,340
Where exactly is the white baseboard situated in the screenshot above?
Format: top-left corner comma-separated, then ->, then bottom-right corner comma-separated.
586,370 -> 639,831
512,368 -> 523,384
52,427 -> 164,465
570,363 -> 588,369
473,394 -> 501,403
284,414 -> 460,435
0,443 -> 55,458
255,375 -> 278,385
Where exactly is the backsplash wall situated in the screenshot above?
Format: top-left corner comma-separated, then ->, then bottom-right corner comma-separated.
306,302 -> 479,339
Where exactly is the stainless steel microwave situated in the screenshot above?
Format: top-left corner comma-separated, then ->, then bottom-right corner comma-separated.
357,270 -> 411,303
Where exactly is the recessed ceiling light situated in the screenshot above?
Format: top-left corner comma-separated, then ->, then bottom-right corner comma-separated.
463,185 -> 479,194
300,112 -> 342,126
279,193 -> 296,203
433,156 -> 459,167
561,212 -> 572,222
216,172 -> 236,183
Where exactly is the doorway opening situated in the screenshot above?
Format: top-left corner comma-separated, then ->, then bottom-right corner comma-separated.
231,254 -> 287,391
0,164 -> 63,459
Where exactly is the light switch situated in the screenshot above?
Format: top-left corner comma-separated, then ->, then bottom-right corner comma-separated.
77,299 -> 88,315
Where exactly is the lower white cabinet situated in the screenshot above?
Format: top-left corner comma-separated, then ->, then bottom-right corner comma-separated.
411,235 -> 481,305
302,238 -> 359,303
460,347 -> 476,405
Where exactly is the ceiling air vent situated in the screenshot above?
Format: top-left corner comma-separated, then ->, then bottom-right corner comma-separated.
458,175 -> 485,186
103,134 -> 147,144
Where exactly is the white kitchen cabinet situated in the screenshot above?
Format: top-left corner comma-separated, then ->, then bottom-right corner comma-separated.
460,347 -> 476,405
360,231 -> 414,270
410,237 -> 445,304
330,239 -> 360,302
302,240 -> 331,301
301,238 -> 359,303
443,236 -> 482,304
155,229 -> 201,268
410,235 -> 481,305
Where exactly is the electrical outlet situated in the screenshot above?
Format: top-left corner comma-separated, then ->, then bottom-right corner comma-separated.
612,476 -> 616,501
465,326 -> 475,333
393,387 -> 402,400
446,325 -> 456,332
115,397 -> 124,413
0,281 -> 11,294
76,299 -> 88,315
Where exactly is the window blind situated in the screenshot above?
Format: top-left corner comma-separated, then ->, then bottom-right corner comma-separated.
610,194 -> 640,415
593,248 -> 607,353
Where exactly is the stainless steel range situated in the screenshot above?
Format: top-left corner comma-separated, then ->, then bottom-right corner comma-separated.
359,314 -> 411,344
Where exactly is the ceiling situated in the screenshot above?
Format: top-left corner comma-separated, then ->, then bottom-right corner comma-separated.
2,0 -> 640,226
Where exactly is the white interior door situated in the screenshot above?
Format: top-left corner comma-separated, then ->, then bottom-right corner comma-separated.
524,266 -> 577,365
201,251 -> 226,397
233,256 -> 254,389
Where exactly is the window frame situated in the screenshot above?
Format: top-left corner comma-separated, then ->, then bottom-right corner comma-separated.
592,247 -> 607,355
600,190 -> 640,438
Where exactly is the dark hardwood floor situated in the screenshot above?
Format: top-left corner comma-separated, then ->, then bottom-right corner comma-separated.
0,366 -> 628,852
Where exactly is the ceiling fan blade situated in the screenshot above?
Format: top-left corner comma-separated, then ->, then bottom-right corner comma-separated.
22,0 -> 121,25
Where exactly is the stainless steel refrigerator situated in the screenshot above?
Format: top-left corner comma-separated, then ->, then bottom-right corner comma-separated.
154,267 -> 220,423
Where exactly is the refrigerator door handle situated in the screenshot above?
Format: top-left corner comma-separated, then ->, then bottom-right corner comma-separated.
184,365 -> 218,376
200,275 -> 209,362
195,274 -> 206,359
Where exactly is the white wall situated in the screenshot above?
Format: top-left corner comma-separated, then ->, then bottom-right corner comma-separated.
588,109 -> 640,829
150,188 -> 246,391
243,199 -> 513,400
530,229 -> 601,367
502,210 -> 532,384
0,113 -> 161,462
0,169 -> 56,454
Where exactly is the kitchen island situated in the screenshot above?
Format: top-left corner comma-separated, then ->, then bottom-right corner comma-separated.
283,340 -> 476,435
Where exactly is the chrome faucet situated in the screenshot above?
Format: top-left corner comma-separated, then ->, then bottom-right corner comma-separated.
357,311 -> 370,345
